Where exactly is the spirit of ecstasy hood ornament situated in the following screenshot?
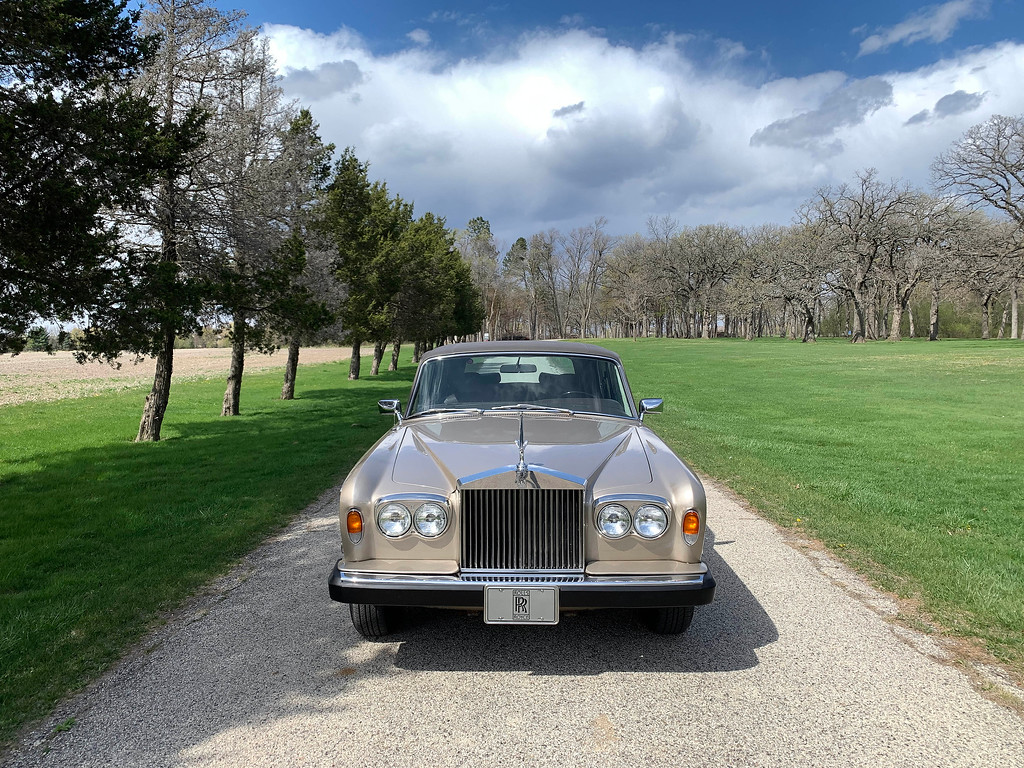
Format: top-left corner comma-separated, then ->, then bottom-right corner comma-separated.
515,411 -> 529,485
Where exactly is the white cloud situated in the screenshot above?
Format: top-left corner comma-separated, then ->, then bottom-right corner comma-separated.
407,28 -> 430,46
262,25 -> 1024,240
858,0 -> 989,57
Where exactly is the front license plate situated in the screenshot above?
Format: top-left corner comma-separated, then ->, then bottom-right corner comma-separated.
484,586 -> 559,625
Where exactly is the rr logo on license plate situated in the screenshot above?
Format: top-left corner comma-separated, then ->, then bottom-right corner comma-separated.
513,589 -> 530,619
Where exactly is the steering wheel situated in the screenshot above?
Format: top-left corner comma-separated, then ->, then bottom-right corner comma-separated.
560,391 -> 593,398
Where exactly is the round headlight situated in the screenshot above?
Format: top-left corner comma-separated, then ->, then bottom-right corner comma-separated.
414,502 -> 448,537
597,504 -> 631,538
634,504 -> 668,539
377,503 -> 411,537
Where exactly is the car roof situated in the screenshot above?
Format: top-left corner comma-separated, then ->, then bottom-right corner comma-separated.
420,340 -> 622,364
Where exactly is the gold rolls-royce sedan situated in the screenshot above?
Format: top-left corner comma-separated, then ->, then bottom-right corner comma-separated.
329,341 -> 715,638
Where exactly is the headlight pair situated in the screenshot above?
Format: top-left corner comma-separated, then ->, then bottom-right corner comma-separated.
596,503 -> 668,540
377,501 -> 448,538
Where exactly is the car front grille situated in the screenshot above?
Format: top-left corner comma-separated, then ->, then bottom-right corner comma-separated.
460,488 -> 585,572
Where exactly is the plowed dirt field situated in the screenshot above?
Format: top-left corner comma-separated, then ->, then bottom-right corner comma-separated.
0,347 -> 352,406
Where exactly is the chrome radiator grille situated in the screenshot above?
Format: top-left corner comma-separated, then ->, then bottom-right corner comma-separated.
460,488 -> 585,572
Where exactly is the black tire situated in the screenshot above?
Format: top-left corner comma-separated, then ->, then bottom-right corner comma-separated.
349,603 -> 400,639
644,606 -> 694,635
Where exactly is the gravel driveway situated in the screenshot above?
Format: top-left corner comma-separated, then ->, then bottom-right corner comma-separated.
5,482 -> 1023,768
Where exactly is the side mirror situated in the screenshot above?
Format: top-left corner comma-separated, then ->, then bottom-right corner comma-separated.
378,399 -> 403,424
638,398 -> 663,422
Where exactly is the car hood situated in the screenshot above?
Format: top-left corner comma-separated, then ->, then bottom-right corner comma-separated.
391,413 -> 652,493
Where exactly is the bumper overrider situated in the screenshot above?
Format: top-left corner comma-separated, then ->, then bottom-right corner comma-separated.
328,562 -> 716,609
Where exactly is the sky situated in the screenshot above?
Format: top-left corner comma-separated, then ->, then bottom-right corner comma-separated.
221,0 -> 1024,244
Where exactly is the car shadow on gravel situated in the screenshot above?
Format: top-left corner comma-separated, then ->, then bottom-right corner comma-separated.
392,529 -> 777,676
1,514 -> 772,765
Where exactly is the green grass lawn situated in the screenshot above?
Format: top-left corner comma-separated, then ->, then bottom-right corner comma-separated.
0,357 -> 415,745
2,338 -> 1023,745
602,337 -> 1024,672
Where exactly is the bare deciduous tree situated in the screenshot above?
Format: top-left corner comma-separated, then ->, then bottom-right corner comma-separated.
604,234 -> 658,339
811,170 -> 916,342
933,114 -> 1024,340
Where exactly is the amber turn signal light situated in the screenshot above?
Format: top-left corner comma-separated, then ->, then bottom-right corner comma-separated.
683,510 -> 700,536
347,509 -> 363,542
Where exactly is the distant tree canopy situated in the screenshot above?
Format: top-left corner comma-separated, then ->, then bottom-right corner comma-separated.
0,0 -> 163,353
469,141 -> 1024,345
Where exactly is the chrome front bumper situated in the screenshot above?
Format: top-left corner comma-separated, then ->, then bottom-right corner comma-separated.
328,562 -> 716,609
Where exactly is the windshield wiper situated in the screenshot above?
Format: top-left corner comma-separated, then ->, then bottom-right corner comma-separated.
410,407 -> 484,418
490,404 -> 575,414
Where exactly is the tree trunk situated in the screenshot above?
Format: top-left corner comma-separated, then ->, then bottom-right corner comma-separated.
981,294 -> 992,340
136,323 -> 175,442
1012,281 -> 1019,340
850,292 -> 867,343
908,305 -> 915,338
281,336 -> 300,400
998,305 -> 1009,339
868,288 -> 881,341
413,340 -> 422,363
887,301 -> 903,342
389,340 -> 401,371
370,339 -> 385,375
929,276 -> 940,341
801,307 -> 816,343
349,340 -> 361,379
221,312 -> 246,416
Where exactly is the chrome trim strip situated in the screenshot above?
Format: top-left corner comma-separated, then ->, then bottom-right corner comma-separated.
336,570 -> 708,588
340,572 -> 465,585
594,493 -> 671,508
374,493 -> 450,510
457,464 -> 587,488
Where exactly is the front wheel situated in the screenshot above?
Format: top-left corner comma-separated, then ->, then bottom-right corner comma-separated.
643,606 -> 694,635
349,603 -> 401,639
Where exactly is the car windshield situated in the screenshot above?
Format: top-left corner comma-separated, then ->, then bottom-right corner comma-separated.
408,353 -> 634,418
